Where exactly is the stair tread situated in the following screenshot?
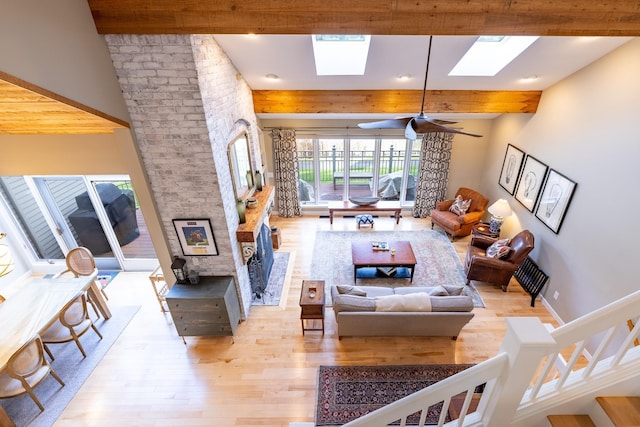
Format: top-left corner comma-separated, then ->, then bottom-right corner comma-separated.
547,415 -> 596,427
596,396 -> 640,426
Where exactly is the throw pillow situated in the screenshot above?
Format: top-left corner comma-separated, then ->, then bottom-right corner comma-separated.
428,285 -> 450,296
486,238 -> 510,259
442,285 -> 464,296
336,285 -> 367,296
449,195 -> 472,216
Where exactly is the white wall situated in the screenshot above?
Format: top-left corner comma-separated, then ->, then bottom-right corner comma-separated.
482,38 -> 640,322
0,0 -> 130,121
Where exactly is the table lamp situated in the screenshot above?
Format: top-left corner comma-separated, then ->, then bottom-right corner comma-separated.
488,199 -> 513,234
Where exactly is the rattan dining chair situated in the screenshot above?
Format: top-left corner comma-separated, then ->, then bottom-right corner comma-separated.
0,335 -> 65,411
56,246 -> 109,318
41,294 -> 103,359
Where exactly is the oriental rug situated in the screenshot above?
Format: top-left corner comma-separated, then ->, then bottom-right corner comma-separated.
316,364 -> 475,426
310,230 -> 484,307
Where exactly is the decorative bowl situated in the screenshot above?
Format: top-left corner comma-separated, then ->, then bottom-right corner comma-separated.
349,197 -> 380,206
246,197 -> 258,208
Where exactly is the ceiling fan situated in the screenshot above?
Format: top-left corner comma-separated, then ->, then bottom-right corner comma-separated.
357,36 -> 482,139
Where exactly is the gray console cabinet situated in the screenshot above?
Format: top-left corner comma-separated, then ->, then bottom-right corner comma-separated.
166,276 -> 241,337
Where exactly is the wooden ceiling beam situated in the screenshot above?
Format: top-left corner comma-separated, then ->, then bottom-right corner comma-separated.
252,90 -> 541,115
88,0 -> 640,36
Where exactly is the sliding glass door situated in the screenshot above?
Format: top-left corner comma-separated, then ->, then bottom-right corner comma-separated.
0,175 -> 157,271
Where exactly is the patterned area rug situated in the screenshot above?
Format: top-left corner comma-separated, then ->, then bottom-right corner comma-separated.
310,230 -> 485,307
316,364 -> 475,426
97,270 -> 119,290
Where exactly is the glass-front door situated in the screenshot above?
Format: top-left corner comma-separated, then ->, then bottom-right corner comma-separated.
0,175 -> 157,271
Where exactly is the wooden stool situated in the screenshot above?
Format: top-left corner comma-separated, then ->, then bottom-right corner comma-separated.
356,214 -> 374,229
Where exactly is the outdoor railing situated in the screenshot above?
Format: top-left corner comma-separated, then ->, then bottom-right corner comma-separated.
297,146 -> 417,185
342,290 -> 640,427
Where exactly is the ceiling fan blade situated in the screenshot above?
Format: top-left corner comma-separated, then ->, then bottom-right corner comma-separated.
413,119 -> 483,137
404,119 -> 417,140
357,118 -> 411,129
431,119 -> 458,125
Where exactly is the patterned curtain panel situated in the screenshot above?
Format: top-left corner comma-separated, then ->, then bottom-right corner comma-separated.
271,128 -> 302,217
412,132 -> 454,218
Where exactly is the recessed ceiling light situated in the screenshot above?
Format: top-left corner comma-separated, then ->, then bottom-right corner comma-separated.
397,74 -> 412,81
521,75 -> 539,82
265,74 -> 279,80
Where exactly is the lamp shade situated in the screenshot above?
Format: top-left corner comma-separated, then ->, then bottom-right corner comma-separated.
488,199 -> 513,218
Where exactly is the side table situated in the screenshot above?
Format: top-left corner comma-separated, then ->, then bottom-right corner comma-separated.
300,280 -> 325,335
472,222 -> 500,240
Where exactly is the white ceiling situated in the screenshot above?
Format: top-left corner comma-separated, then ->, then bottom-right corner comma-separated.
214,35 -> 632,91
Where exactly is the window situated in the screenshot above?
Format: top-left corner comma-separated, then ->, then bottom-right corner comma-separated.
296,133 -> 421,206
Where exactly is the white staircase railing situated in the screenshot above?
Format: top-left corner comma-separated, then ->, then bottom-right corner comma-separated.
343,290 -> 640,427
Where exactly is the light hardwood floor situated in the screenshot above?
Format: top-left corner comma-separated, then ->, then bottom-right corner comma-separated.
56,216 -> 557,427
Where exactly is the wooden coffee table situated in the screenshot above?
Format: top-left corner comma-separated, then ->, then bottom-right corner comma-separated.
351,241 -> 417,283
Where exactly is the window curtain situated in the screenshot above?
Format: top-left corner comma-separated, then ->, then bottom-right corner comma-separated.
412,132 -> 454,218
271,128 -> 302,217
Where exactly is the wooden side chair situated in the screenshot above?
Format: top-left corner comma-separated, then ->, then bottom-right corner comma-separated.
0,336 -> 65,411
41,294 -> 103,359
56,246 -> 109,318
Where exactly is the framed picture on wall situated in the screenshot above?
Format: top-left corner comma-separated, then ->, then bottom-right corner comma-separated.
172,218 -> 219,256
498,144 -> 525,195
515,155 -> 548,212
534,169 -> 577,234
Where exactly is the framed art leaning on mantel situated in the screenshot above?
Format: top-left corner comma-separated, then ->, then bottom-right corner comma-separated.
498,144 -> 525,195
515,155 -> 548,212
534,169 -> 577,234
173,218 -> 219,256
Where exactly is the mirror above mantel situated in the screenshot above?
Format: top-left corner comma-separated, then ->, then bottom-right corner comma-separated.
228,132 -> 255,201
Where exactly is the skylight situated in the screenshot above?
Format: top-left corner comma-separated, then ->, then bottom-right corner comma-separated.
449,36 -> 539,76
311,35 -> 371,76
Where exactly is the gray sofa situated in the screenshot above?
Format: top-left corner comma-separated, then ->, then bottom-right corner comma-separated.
331,285 -> 474,339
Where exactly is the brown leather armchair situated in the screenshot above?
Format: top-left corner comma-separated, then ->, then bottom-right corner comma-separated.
464,230 -> 535,291
430,187 -> 489,238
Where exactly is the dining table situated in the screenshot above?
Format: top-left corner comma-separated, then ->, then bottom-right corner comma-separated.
0,273 -> 111,427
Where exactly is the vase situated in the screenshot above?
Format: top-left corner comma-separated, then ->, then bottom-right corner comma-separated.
236,199 -> 246,224
255,170 -> 263,191
245,170 -> 253,188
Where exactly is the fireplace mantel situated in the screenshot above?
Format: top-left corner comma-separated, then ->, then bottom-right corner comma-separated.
236,185 -> 274,263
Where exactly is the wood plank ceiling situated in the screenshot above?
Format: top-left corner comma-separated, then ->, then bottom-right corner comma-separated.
0,71 -> 128,135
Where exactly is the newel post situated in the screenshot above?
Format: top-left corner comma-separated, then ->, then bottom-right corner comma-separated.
480,317 -> 556,426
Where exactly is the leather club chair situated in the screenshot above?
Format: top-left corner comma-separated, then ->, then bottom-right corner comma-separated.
430,187 -> 489,239
464,230 -> 535,291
